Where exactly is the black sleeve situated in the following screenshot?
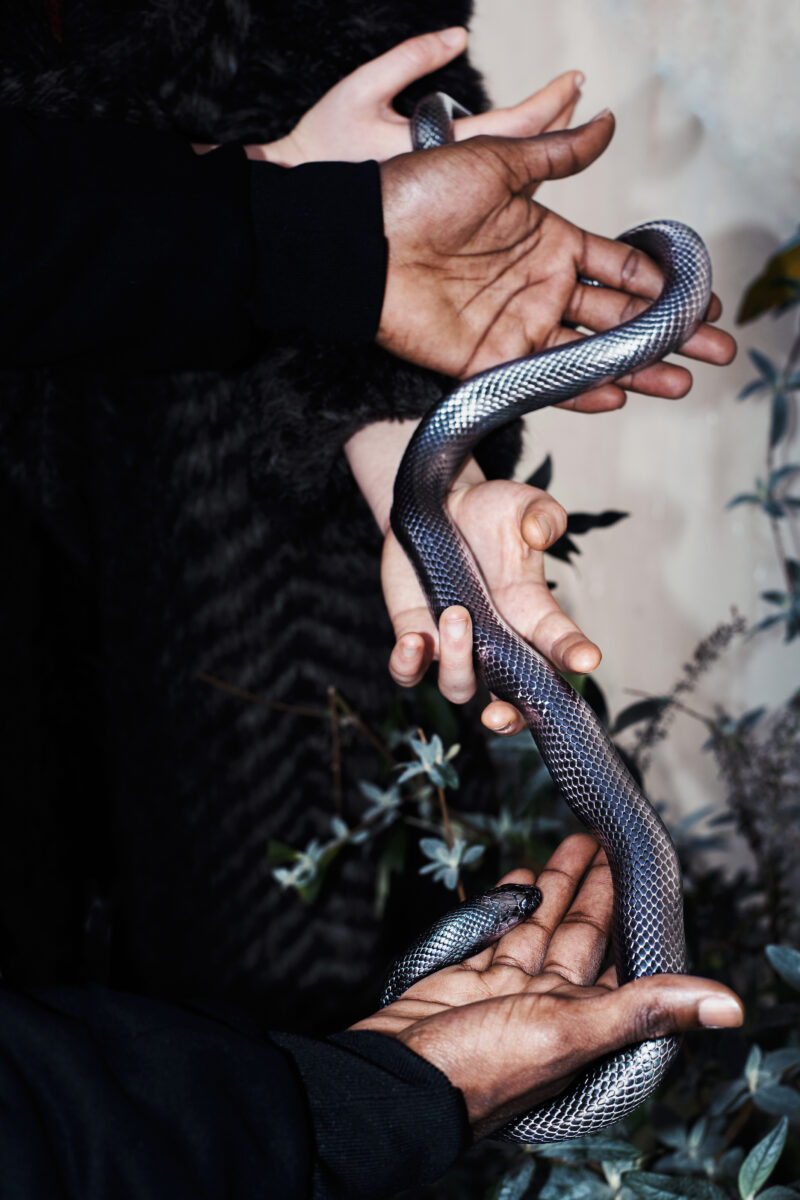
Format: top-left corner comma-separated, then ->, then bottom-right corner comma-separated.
0,111 -> 387,372
0,985 -> 469,1200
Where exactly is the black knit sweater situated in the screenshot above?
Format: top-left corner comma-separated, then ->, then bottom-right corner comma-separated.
0,0 -> 522,1034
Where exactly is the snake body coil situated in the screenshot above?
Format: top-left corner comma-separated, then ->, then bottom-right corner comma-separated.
384,95 -> 712,1141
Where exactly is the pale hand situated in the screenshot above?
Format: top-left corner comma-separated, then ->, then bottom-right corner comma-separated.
241,27 -> 584,169
383,467 -> 600,737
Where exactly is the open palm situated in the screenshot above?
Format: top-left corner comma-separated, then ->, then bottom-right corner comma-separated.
383,472 -> 600,734
351,835 -> 743,1137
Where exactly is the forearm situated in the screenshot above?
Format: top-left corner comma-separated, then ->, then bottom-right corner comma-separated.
344,417 -> 486,535
1,112 -> 386,371
0,984 -> 467,1200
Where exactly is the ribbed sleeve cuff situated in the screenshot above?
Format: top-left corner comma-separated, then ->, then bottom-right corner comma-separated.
272,1029 -> 469,1199
249,159 -> 387,343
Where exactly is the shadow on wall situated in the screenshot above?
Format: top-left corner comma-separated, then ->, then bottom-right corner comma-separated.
635,73 -> 705,181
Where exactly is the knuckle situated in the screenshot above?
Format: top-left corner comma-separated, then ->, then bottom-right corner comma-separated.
621,246 -> 640,289
391,669 -> 415,688
492,952 -> 528,971
543,959 -> 583,986
632,1001 -> 673,1042
441,680 -> 477,704
401,32 -> 437,68
619,293 -> 642,323
560,910 -> 608,937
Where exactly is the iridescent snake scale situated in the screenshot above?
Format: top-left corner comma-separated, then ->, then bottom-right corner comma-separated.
382,94 -> 712,1141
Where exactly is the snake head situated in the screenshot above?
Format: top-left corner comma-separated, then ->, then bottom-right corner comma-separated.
479,883 -> 543,934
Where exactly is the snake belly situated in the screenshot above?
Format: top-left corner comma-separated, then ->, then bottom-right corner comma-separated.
384,94 -> 711,1142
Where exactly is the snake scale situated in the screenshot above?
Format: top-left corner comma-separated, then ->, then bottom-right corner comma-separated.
382,94 -> 712,1141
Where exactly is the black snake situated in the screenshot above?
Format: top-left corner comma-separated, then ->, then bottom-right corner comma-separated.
382,94 -> 712,1141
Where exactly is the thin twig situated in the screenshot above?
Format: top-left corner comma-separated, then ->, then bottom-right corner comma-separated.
621,687 -> 717,732
328,686 -> 343,815
196,672 -> 328,719
723,1098 -> 754,1146
331,691 -> 397,767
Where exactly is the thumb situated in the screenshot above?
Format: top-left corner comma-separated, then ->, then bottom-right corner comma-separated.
347,28 -> 469,105
481,110 -> 615,191
591,975 -> 744,1054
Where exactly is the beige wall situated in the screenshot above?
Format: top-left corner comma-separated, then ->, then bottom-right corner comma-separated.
470,1 -> 800,818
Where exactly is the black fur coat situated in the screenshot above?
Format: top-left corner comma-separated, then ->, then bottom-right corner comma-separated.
0,0 -> 521,1031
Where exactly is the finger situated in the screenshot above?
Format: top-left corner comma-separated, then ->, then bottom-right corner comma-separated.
526,601 -> 602,675
461,867 -> 538,972
584,975 -> 744,1056
540,848 -> 614,985
568,282 -> 737,365
496,869 -> 538,888
481,699 -> 526,737
350,27 -> 468,105
518,492 -> 568,551
455,71 -> 584,141
542,92 -> 580,134
557,382 -> 628,413
471,110 -> 615,192
490,833 -> 599,974
548,325 -> 693,404
597,964 -> 619,990
388,630 -> 435,687
579,231 -> 666,302
437,606 -> 477,703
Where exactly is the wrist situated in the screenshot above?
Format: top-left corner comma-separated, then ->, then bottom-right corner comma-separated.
344,418 -> 420,535
249,158 -> 387,341
245,133 -> 302,167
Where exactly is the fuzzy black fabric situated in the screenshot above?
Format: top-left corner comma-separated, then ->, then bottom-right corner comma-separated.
0,0 -> 522,1032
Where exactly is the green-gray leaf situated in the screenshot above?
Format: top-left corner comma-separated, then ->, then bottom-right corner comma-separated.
753,1085 -> 800,1116
489,1157 -> 535,1200
749,348 -> 779,381
738,1117 -> 788,1199
539,1164 -> 611,1200
738,378 -> 769,400
728,493 -> 763,508
746,1044 -> 764,1086
763,1048 -> 800,1073
266,840 -> 301,865
766,944 -> 800,990
626,1172 -> 727,1199
536,1136 -> 639,1163
771,391 -> 789,447
611,697 -> 671,734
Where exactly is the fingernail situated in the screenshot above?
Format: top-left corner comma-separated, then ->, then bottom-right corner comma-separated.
438,26 -> 467,48
535,515 -> 551,544
446,617 -> 469,640
697,995 -> 743,1028
588,107 -> 612,123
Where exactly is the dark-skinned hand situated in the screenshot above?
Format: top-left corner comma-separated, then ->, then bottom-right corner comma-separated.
351,834 -> 743,1139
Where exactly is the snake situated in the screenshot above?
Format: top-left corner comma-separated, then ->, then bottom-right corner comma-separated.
381,93 -> 712,1142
